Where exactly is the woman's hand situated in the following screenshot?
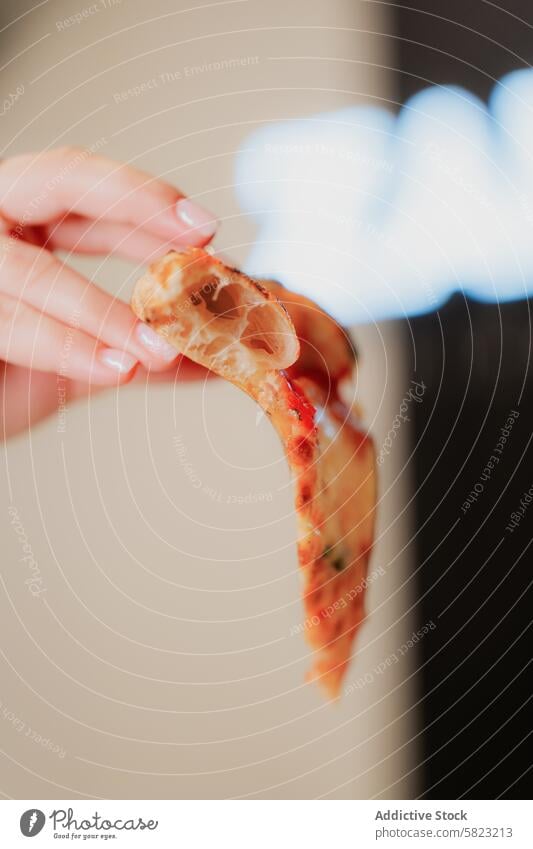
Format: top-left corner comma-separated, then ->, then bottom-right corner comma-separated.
0,147 -> 217,439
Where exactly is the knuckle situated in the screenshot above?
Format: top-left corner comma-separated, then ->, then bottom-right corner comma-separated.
0,152 -> 35,177
0,148 -> 86,182
22,249 -> 59,300
54,145 -> 85,160
0,291 -> 18,326
0,235 -> 25,281
0,237 -> 58,296
31,246 -> 60,281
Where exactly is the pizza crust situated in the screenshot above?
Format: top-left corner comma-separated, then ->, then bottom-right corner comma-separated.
131,249 -> 299,386
131,248 -> 376,697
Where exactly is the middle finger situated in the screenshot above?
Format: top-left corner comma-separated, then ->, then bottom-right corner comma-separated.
0,236 -> 179,371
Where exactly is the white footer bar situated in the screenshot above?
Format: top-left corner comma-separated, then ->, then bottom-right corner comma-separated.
0,799 -> 529,848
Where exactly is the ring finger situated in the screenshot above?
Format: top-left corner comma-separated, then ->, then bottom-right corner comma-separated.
0,235 -> 180,371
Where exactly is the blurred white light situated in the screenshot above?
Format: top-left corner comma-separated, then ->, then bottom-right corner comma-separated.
235,70 -> 533,323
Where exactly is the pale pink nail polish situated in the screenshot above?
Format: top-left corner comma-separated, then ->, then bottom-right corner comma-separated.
98,348 -> 137,374
135,322 -> 177,361
176,198 -> 218,239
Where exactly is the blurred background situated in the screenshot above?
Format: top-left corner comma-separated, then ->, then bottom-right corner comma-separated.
0,0 -> 531,800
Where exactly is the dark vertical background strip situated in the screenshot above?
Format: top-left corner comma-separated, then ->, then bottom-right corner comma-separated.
392,0 -> 533,798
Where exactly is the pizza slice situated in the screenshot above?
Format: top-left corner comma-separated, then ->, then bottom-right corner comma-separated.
131,248 -> 376,697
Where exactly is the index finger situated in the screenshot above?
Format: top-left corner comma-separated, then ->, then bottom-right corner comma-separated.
0,147 -> 217,245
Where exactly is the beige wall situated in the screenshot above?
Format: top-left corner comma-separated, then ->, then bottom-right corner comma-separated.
0,0 -> 419,798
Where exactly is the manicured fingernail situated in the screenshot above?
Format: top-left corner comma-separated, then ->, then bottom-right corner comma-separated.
98,348 -> 137,374
135,322 -> 177,361
176,198 -> 218,239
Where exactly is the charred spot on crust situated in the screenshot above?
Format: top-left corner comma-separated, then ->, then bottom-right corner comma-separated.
285,380 -> 317,426
296,486 -> 312,510
288,436 -> 314,463
251,279 -> 269,297
143,308 -> 163,324
323,543 -> 346,572
224,263 -> 244,277
298,484 -> 312,505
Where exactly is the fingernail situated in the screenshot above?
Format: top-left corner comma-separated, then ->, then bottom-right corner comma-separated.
98,348 -> 137,374
176,198 -> 218,239
135,322 -> 177,361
